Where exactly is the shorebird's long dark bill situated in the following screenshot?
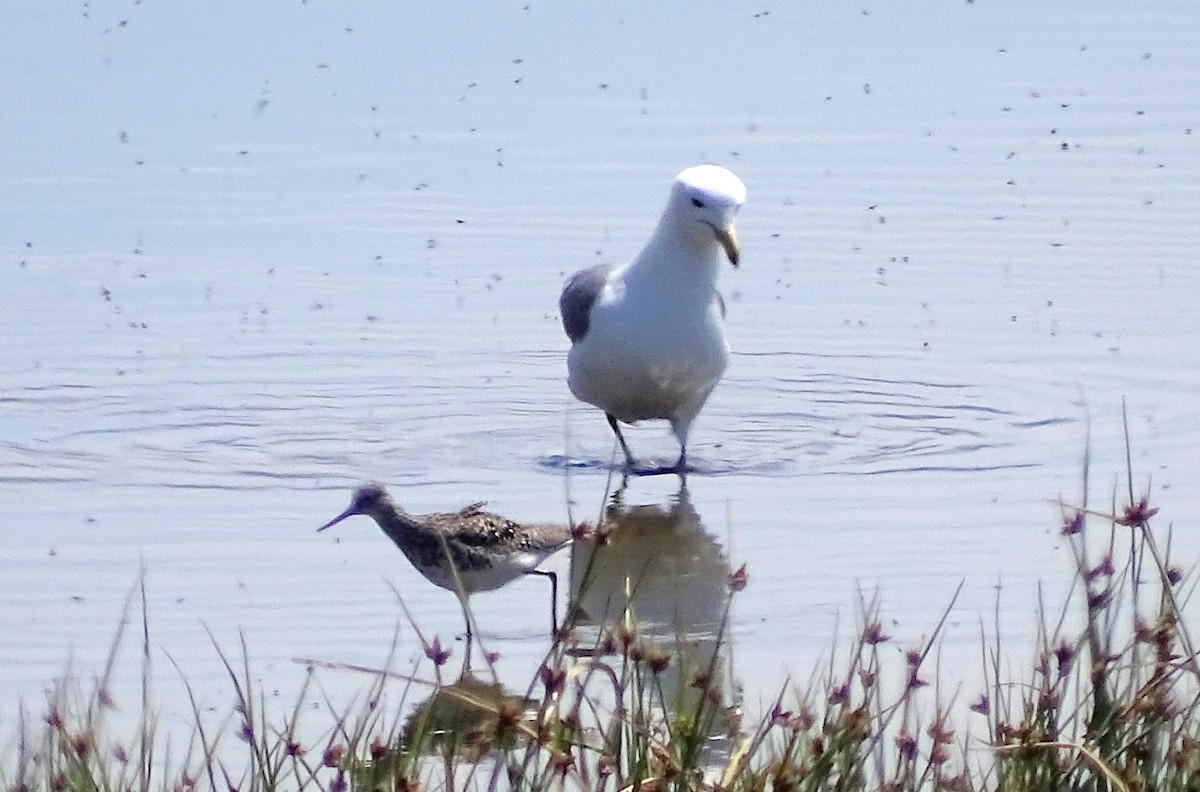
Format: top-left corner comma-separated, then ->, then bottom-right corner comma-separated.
317,508 -> 356,532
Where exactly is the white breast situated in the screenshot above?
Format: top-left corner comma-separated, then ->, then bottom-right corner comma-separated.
567,269 -> 728,424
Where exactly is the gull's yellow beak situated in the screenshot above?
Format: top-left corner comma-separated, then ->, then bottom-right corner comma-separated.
715,222 -> 740,267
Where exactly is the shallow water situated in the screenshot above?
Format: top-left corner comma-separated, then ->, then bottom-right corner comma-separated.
2,0 -> 1199,744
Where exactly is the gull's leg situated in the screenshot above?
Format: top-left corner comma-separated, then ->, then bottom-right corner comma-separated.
626,427 -> 691,477
673,445 -> 688,475
669,417 -> 693,476
606,413 -> 636,467
629,446 -> 688,477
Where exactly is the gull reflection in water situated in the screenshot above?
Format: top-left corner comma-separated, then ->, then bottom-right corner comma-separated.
566,483 -> 741,740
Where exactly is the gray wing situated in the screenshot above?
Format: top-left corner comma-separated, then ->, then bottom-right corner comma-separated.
559,263 -> 614,343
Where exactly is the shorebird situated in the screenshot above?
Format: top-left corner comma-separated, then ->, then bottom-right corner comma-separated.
559,164 -> 746,475
318,483 -> 572,639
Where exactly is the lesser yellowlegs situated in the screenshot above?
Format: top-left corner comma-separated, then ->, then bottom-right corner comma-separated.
318,482 -> 572,639
559,164 -> 746,475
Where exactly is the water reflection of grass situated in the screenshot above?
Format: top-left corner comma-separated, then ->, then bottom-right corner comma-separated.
5,440 -> 1199,791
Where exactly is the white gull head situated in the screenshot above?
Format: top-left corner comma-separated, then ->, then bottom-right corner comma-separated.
652,164 -> 747,268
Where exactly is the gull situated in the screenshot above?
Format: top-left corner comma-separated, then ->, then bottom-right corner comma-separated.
318,483 -> 572,640
559,164 -> 746,474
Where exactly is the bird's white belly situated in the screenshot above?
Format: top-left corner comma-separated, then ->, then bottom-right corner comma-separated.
420,550 -> 544,594
567,294 -> 728,424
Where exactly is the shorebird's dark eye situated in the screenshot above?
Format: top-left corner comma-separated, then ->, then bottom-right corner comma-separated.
691,197 -> 705,208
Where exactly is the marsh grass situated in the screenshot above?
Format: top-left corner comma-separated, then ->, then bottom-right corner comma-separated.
4,430 -> 1199,791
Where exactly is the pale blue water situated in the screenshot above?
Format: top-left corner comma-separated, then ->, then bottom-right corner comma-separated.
2,0 -> 1199,755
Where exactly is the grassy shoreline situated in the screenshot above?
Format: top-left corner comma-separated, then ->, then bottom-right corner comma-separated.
4,440 -> 1198,792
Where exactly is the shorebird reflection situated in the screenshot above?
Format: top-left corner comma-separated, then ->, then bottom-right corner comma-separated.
399,670 -> 537,761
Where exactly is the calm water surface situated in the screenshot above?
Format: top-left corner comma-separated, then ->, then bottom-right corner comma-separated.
2,1 -> 1199,740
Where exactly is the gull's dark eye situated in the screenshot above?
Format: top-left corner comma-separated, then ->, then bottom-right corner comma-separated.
691,197 -> 706,208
